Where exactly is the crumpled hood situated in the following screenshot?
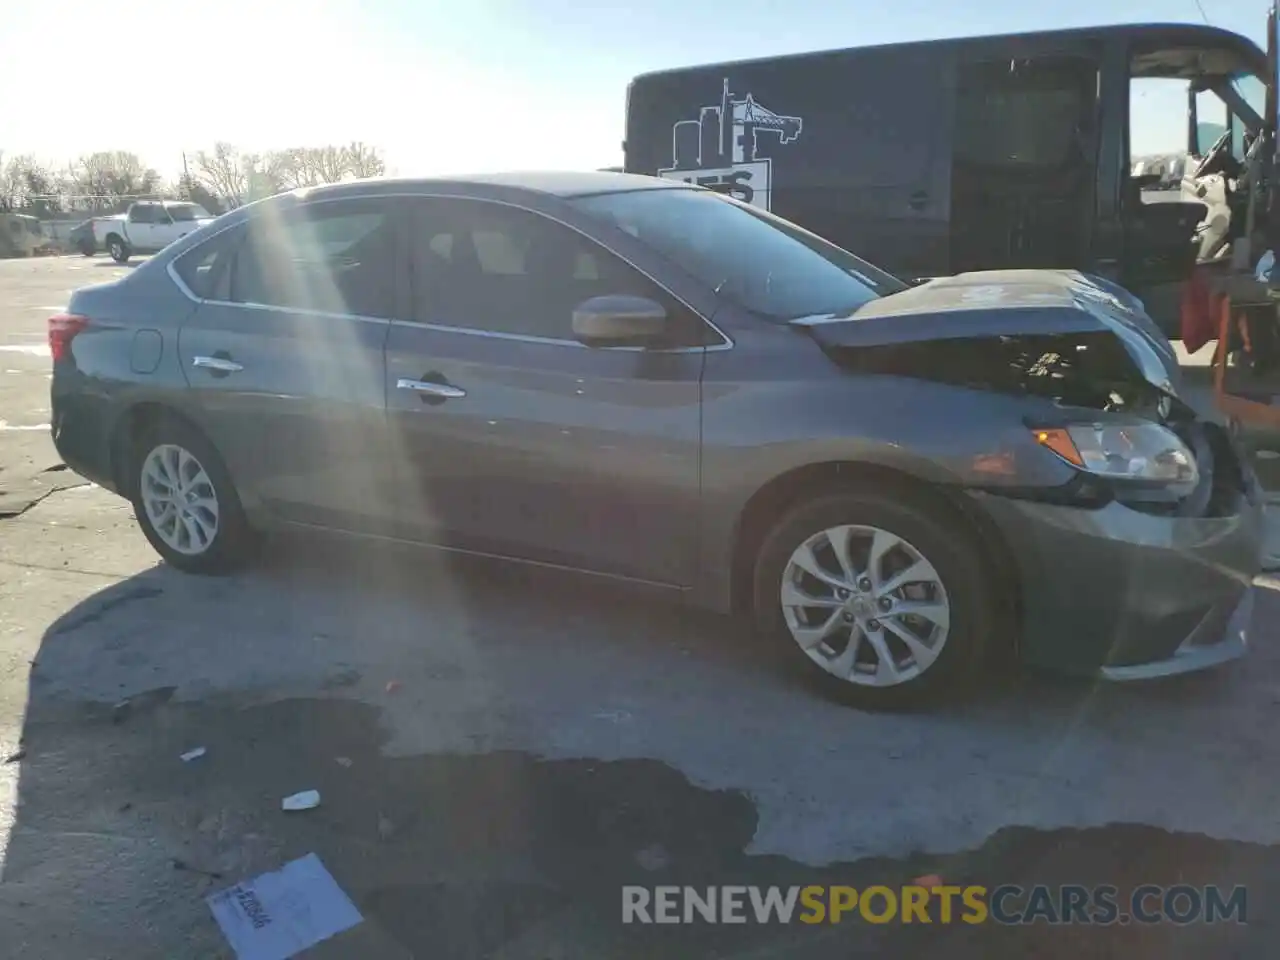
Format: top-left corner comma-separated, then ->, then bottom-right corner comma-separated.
794,270 -> 1182,397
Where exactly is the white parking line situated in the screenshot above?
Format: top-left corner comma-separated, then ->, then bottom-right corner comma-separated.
0,421 -> 51,431
0,344 -> 51,358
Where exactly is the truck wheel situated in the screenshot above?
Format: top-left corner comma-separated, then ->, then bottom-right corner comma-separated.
107,236 -> 130,263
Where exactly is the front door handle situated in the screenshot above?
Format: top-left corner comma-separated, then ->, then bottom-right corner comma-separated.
397,377 -> 466,400
192,354 -> 244,373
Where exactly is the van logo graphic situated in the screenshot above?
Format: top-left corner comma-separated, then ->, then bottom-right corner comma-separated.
657,79 -> 803,209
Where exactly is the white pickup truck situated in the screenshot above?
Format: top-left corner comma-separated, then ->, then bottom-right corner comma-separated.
94,200 -> 215,263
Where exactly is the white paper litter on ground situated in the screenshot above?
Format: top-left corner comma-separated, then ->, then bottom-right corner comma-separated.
281,789 -> 320,811
180,746 -> 207,762
206,853 -> 362,960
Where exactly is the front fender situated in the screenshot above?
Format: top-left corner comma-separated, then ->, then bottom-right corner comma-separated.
692,330 -> 1079,610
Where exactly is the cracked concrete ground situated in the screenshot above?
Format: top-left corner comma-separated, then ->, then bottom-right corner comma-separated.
3,256 -> 1280,958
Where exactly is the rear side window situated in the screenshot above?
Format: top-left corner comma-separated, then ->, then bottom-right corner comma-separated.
228,199 -> 401,318
167,204 -> 208,222
129,205 -> 158,224
171,228 -> 242,299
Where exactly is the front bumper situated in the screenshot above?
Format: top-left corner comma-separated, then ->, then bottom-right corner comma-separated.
1098,588 -> 1253,680
971,489 -> 1263,678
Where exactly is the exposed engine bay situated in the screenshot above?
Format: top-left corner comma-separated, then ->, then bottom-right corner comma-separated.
793,269 -> 1255,517
821,331 -> 1170,416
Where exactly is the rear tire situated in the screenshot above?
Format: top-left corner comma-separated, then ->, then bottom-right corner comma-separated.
127,416 -> 257,574
107,236 -> 130,263
752,489 -> 995,709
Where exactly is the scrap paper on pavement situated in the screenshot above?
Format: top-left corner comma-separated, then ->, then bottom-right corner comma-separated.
206,853 -> 363,960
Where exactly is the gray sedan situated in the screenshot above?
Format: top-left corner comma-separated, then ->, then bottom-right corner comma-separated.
48,172 -> 1263,708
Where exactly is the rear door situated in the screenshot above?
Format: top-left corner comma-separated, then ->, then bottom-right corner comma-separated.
383,195 -> 708,585
175,197 -> 406,533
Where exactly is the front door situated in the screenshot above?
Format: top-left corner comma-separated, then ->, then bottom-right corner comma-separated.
125,204 -> 158,251
149,208 -> 180,251
176,196 -> 406,533
383,196 -> 706,585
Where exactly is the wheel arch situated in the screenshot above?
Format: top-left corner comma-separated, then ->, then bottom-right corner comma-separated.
109,401 -> 211,496
727,460 -> 1023,653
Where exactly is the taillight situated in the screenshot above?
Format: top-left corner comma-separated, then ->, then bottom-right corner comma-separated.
48,313 -> 89,362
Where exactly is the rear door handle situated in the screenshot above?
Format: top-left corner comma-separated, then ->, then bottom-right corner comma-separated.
192,355 -> 244,373
397,377 -> 466,400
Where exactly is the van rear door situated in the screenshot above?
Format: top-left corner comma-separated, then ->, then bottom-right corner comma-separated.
625,46 -> 955,279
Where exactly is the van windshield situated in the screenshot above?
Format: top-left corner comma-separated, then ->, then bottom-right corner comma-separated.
571,188 -> 904,321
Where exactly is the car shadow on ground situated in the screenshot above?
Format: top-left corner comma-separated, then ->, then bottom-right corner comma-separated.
92,260 -> 140,269
5,535 -> 1279,958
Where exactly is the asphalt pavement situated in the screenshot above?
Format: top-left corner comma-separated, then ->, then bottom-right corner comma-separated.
3,255 -> 1280,958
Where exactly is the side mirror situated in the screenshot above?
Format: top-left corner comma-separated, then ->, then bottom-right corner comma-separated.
572,295 -> 668,346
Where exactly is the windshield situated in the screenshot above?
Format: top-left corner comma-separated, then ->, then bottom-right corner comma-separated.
570,188 -> 904,321
1231,73 -> 1266,119
166,203 -> 210,222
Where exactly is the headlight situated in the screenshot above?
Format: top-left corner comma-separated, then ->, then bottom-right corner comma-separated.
1033,421 -> 1199,495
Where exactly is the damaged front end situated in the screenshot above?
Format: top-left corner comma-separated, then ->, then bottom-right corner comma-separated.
794,270 -> 1262,677
795,270 -> 1258,519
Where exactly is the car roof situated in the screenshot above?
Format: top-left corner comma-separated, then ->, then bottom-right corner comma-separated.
287,171 -> 684,202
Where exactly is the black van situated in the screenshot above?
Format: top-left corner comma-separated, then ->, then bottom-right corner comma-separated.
624,23 -> 1269,331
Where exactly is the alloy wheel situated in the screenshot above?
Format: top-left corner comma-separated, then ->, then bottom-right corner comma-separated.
780,524 -> 951,686
139,443 -> 220,556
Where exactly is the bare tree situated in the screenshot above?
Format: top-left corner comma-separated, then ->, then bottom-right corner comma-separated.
0,153 -> 58,212
176,174 -> 224,215
191,142 -> 271,209
262,148 -> 314,191
67,151 -> 160,212
0,152 -> 22,211
344,141 -> 386,179
266,142 -> 387,189
190,141 -> 388,206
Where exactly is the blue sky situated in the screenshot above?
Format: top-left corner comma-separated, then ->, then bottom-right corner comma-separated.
7,0 -> 1269,177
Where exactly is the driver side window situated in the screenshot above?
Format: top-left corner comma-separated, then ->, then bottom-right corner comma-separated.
407,198 -> 710,346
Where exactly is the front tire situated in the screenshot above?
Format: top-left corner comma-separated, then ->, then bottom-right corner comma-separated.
107,236 -> 130,263
752,489 -> 995,709
128,417 -> 257,574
